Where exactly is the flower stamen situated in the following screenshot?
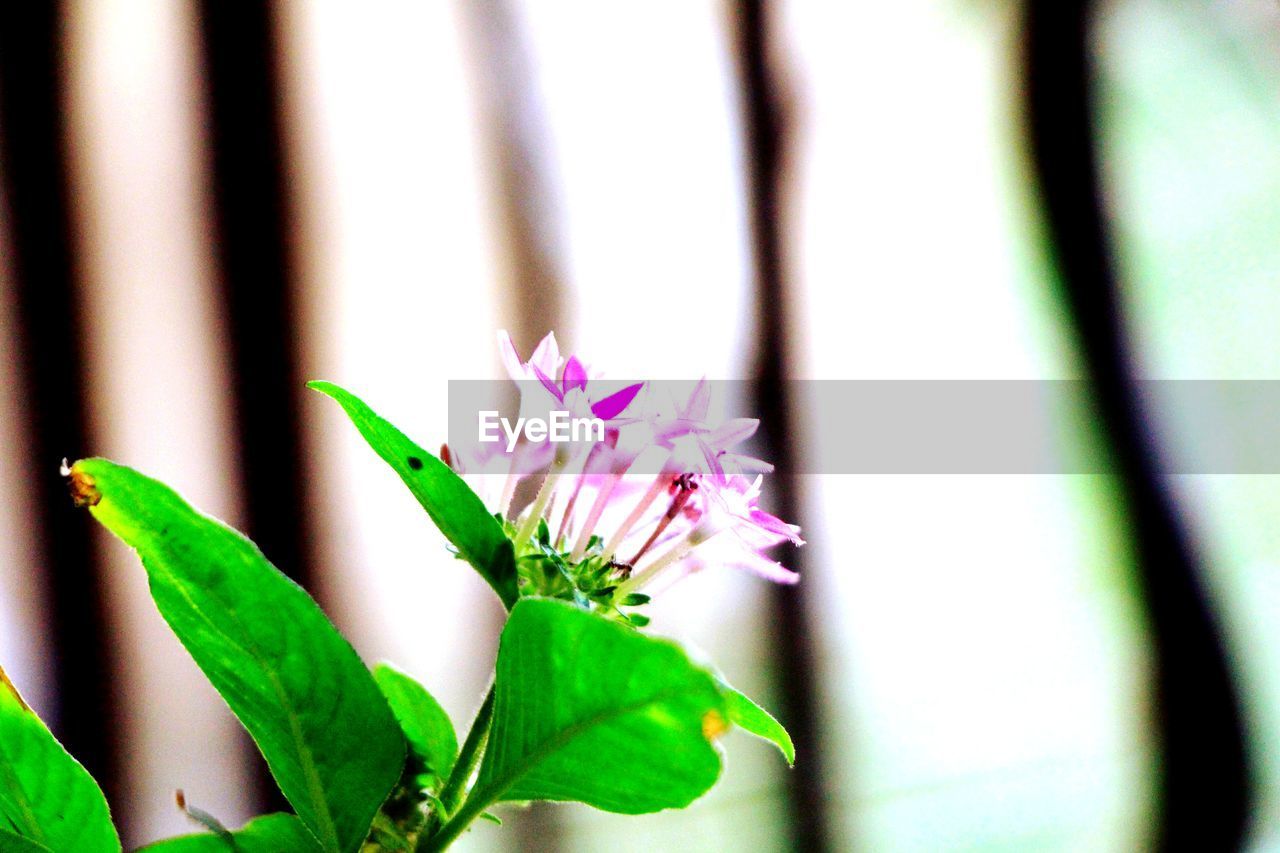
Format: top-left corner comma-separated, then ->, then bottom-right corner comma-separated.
626,474 -> 698,566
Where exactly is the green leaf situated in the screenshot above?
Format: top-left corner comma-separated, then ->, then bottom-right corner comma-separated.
0,828 -> 52,853
69,459 -> 404,853
308,381 -> 517,608
721,685 -> 794,765
0,666 -> 119,853
476,598 -> 726,814
373,664 -> 458,784
134,814 -> 321,853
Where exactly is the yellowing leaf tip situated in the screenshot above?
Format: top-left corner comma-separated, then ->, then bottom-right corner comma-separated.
0,664 -> 31,712
65,461 -> 101,508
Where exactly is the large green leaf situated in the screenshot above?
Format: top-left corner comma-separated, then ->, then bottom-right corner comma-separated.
475,598 -> 725,814
721,685 -> 794,765
134,814 -> 321,853
308,381 -> 517,608
0,667 -> 119,852
374,664 -> 458,786
70,459 -> 404,853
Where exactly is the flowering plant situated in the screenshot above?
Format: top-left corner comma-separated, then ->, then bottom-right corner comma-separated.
0,333 -> 797,852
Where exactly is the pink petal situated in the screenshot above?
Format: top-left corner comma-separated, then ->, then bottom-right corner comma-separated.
653,418 -> 698,444
562,355 -> 588,393
529,332 -> 561,376
696,436 -> 725,479
530,364 -> 564,401
750,508 -> 805,545
706,418 -> 758,449
681,378 -> 711,421
591,383 -> 643,420
731,550 -> 801,584
723,453 -> 774,475
497,330 -> 526,380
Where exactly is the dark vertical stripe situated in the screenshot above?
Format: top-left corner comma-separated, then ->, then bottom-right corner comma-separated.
0,0 -> 121,811
1022,2 -> 1251,847
193,0 -> 313,815
458,2 -> 566,848
731,2 -> 833,851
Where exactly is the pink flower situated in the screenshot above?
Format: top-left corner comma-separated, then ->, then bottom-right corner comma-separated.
498,329 -> 563,384
647,380 -> 774,479
691,473 -> 802,583
499,330 -> 644,423
474,331 -> 802,596
609,472 -> 801,592
707,474 -> 803,547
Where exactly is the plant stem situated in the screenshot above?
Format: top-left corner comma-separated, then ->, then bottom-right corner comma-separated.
442,686 -> 495,813
420,785 -> 497,852
417,686 -> 495,851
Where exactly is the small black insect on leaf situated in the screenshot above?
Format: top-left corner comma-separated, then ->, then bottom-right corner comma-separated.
406,456 -> 424,471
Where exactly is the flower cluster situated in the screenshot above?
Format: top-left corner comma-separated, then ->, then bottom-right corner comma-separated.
450,331 -> 801,620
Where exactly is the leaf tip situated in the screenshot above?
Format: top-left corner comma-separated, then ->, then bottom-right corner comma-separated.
370,660 -> 401,685
721,684 -> 795,765
176,788 -> 232,838
64,460 -> 102,508
0,664 -> 29,712
305,379 -> 342,398
770,712 -> 796,765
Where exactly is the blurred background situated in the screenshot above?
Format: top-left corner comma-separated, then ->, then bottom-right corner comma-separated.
0,0 -> 1276,850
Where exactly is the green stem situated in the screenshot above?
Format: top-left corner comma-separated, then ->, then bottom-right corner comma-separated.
420,785 -> 497,852
416,686 -> 495,852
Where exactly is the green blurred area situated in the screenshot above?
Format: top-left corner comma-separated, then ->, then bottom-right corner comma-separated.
1101,0 -> 1280,849
543,1 -> 1280,849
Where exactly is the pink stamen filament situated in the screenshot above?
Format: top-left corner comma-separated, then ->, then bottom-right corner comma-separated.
555,436 -> 617,547
570,470 -> 624,561
626,477 -> 697,566
616,519 -> 721,596
554,480 -> 583,548
497,444 -> 524,519
601,469 -> 674,564
516,440 -> 594,548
